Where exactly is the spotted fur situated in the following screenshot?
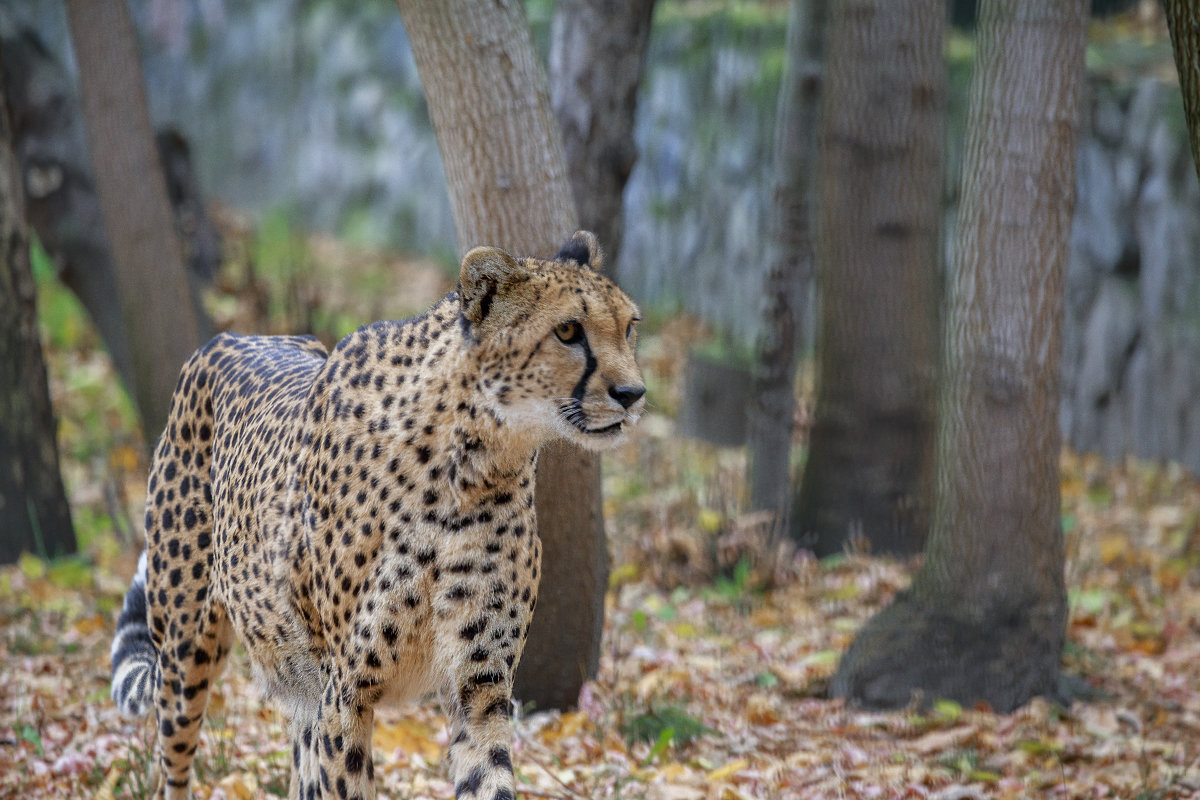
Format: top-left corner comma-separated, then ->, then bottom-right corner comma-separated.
109,232 -> 644,800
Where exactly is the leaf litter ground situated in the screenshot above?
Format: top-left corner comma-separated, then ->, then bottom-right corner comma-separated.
5,234 -> 1200,799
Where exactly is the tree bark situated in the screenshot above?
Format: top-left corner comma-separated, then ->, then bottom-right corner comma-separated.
791,0 -> 943,557
746,0 -> 824,534
549,0 -> 656,267
396,0 -> 603,711
832,0 -> 1088,713
63,0 -> 204,444
0,64 -> 76,565
1164,0 -> 1200,182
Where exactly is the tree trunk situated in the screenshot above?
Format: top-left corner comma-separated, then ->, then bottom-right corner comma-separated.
0,65 -> 75,565
549,0 -> 656,267
791,0 -> 943,557
63,0 -> 204,444
832,0 -> 1088,713
746,0 -> 825,534
396,0 -> 603,711
1164,0 -> 1200,182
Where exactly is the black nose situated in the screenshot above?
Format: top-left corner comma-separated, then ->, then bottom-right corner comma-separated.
608,383 -> 646,409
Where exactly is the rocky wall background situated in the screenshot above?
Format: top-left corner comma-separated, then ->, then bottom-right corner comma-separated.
1063,78 -> 1200,471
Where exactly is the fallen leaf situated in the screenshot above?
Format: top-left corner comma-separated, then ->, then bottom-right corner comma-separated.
707,758 -> 749,782
374,717 -> 441,761
215,772 -> 256,800
910,725 -> 978,755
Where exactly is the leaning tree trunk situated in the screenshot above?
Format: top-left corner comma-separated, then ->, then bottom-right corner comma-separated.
791,0 -> 943,557
745,0 -> 825,534
1164,0 -> 1200,181
396,0 -> 603,712
832,0 -> 1087,713
0,66 -> 75,565
63,0 -> 205,444
549,0 -> 656,267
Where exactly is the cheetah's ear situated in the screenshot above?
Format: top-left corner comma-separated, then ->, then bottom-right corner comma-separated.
553,230 -> 603,271
459,246 -> 529,325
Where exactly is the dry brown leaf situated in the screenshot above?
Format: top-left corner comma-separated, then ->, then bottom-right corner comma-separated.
910,725 -> 978,755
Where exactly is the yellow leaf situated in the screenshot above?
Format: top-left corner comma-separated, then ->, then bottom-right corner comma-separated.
72,613 -> 108,636
19,552 -> 46,580
94,764 -> 121,800
216,772 -> 256,800
932,699 -> 962,722
829,583 -> 859,601
672,622 -> 697,638
1059,475 -> 1085,500
749,606 -> 783,628
610,562 -> 641,588
1098,534 -> 1127,565
697,508 -> 723,534
540,710 -> 589,743
374,717 -> 441,761
707,759 -> 749,782
110,444 -> 141,472
207,689 -> 226,719
801,649 -> 840,669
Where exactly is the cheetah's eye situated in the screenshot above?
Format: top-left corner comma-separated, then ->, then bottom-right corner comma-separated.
554,321 -> 584,344
626,319 -> 640,341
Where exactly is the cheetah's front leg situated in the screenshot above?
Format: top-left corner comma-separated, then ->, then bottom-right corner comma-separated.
441,678 -> 516,800
290,676 -> 376,800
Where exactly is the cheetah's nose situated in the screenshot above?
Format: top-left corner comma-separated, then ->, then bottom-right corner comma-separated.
608,383 -> 646,409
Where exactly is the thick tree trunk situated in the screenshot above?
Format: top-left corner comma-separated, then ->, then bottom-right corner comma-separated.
746,0 -> 824,533
791,0 -> 943,557
1164,0 -> 1200,181
63,0 -> 204,444
396,0 -> 603,711
549,0 -> 656,267
832,0 -> 1087,713
0,67 -> 75,565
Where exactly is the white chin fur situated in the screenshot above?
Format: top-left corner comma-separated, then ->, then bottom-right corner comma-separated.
557,415 -> 636,452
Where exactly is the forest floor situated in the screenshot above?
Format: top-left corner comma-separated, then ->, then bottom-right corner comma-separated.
4,218 -> 1200,799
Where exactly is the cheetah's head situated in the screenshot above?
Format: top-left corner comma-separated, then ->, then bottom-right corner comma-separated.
459,231 -> 645,452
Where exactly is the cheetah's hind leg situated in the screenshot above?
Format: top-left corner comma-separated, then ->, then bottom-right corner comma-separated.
142,450 -> 233,795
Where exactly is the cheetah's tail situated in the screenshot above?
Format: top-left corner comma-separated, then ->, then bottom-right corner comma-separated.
110,551 -> 158,717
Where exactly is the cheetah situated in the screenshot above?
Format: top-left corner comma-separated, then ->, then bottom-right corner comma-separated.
109,231 -> 645,800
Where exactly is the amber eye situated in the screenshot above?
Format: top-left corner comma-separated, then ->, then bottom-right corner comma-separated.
626,319 -> 640,340
554,321 -> 584,344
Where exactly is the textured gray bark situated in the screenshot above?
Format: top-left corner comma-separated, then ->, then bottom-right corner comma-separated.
746,0 -> 823,534
396,0 -> 602,712
0,65 -> 75,565
791,0 -> 943,557
833,0 -> 1087,712
549,0 -> 655,267
63,0 -> 205,444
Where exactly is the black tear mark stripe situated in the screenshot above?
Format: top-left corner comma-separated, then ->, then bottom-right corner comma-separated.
571,335 -> 597,403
